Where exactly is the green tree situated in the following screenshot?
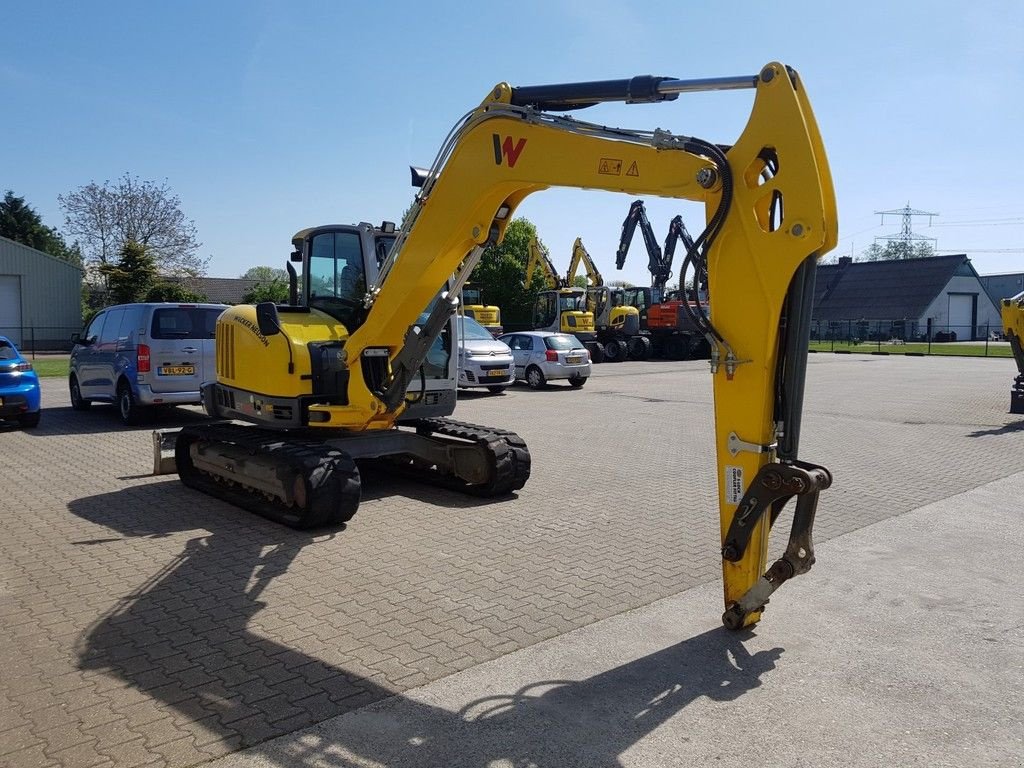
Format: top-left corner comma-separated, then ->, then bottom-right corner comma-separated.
0,191 -> 82,265
145,281 -> 207,303
243,280 -> 289,304
241,266 -> 289,281
862,241 -> 936,261
97,241 -> 157,304
468,218 -> 544,328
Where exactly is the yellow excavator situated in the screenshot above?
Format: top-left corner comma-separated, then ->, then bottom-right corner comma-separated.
524,236 -> 604,360
460,286 -> 503,336
175,62 -> 837,628
1002,292 -> 1024,413
567,237 -> 649,361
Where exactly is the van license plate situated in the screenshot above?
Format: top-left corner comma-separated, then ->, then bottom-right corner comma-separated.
161,365 -> 195,376
487,369 -> 507,377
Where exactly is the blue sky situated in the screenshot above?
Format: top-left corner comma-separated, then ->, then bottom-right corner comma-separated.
4,1 -> 1022,286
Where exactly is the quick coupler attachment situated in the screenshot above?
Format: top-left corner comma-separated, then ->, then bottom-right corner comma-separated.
720,460 -> 832,630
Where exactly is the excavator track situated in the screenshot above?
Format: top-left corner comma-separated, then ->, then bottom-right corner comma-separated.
390,417 -> 531,496
174,423 -> 361,530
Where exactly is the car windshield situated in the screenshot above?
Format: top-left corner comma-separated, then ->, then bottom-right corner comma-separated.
545,335 -> 583,351
458,316 -> 494,341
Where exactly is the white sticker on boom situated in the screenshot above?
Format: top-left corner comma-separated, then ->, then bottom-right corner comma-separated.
726,466 -> 744,505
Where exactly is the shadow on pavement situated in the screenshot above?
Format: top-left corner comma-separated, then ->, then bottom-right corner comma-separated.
967,419 -> 1024,437
70,482 -> 781,766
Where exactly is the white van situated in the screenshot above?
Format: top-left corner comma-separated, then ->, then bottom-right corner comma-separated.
70,303 -> 228,425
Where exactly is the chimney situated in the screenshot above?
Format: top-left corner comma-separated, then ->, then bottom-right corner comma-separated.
838,256 -> 853,267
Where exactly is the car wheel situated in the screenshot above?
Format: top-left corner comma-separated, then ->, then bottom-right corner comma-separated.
117,381 -> 145,426
525,365 -> 547,390
69,375 -> 91,411
18,411 -> 40,429
604,339 -> 626,362
487,386 -> 508,394
569,376 -> 587,388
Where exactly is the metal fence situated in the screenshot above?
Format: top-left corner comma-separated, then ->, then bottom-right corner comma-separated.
810,319 -> 1007,356
0,325 -> 82,356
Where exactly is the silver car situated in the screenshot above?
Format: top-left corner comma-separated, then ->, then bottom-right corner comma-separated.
457,316 -> 515,393
498,331 -> 592,389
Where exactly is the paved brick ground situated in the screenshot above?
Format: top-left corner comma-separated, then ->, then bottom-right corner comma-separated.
1,354 -> 1021,768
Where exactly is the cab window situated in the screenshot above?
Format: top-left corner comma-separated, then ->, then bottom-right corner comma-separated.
308,231 -> 366,329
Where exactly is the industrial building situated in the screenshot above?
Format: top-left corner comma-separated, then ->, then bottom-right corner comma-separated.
0,235 -> 84,349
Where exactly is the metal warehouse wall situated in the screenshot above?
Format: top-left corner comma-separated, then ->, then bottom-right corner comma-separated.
0,235 -> 83,348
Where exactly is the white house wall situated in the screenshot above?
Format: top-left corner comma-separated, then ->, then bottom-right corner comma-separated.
918,275 -> 1002,338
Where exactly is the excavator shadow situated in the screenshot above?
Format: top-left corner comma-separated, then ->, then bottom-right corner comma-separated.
967,419 -> 1024,437
69,483 -> 782,766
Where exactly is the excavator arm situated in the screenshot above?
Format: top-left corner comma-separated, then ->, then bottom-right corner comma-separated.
325,63 -> 836,627
616,200 -> 670,286
568,237 -> 604,287
526,237 -> 563,290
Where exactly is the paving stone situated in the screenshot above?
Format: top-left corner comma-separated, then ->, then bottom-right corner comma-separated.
3,358 -> 1021,768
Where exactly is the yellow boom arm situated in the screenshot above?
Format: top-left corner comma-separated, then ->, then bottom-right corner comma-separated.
319,63 -> 837,627
568,237 -> 604,287
525,237 -> 563,289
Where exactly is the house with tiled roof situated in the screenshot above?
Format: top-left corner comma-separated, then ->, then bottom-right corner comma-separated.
165,276 -> 262,304
812,254 -> 1001,341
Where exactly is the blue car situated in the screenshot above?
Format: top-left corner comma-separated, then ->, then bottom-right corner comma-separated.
0,336 -> 41,428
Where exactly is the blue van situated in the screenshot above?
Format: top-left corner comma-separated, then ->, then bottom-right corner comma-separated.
70,303 -> 228,425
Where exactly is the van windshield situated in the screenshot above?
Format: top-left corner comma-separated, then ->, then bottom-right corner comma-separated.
150,307 -> 225,340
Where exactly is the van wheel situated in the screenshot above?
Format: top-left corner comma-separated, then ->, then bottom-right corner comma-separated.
69,375 -> 91,411
525,366 -> 547,390
117,381 -> 146,426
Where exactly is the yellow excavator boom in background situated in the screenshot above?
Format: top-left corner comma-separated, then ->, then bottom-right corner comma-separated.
178,62 -> 837,629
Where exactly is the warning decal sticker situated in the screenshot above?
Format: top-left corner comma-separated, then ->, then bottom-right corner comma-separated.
725,465 -> 744,505
598,158 -> 622,175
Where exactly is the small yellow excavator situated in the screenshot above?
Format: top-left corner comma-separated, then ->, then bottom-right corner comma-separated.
174,62 -> 837,628
524,236 -> 604,360
460,286 -> 502,336
567,237 -> 649,361
1001,292 -> 1024,413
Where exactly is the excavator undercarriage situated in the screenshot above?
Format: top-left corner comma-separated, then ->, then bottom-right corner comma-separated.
174,417 -> 530,529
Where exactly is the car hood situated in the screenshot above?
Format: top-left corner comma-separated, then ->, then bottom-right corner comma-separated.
460,338 -> 512,356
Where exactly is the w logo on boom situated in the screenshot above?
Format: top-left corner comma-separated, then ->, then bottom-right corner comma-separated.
492,134 -> 527,167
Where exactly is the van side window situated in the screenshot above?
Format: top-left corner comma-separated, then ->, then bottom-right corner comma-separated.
99,309 -> 125,347
83,312 -> 105,344
117,306 -> 143,348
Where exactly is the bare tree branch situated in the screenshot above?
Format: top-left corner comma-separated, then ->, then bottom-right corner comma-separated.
58,173 -> 208,277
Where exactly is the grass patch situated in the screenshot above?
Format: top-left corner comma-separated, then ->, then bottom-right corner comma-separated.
809,341 -> 1012,358
30,358 -> 70,378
